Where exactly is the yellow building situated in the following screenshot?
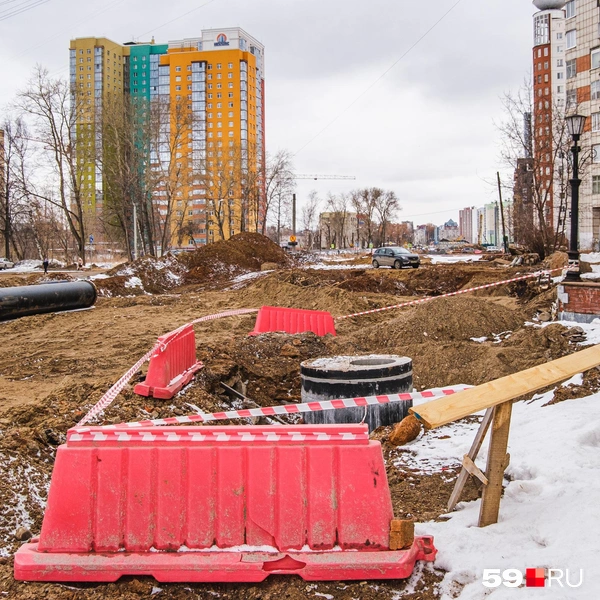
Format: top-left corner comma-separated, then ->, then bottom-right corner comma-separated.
69,28 -> 265,251
69,37 -> 129,230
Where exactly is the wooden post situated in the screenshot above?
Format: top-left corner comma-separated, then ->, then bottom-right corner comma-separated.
478,401 -> 513,527
447,407 -> 494,512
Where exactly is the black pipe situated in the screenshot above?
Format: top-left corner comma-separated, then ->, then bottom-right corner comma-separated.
0,281 -> 97,321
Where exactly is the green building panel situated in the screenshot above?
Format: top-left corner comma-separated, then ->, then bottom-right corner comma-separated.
127,43 -> 168,100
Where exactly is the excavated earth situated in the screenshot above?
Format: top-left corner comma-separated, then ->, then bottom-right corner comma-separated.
0,238 -> 591,600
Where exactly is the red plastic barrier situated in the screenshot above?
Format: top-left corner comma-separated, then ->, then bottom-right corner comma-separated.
250,306 -> 337,337
15,424 -> 436,582
134,323 -> 202,399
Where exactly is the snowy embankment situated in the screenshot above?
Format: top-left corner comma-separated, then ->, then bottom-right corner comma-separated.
399,324 -> 600,599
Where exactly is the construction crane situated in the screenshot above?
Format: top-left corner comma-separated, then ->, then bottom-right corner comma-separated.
294,174 -> 356,180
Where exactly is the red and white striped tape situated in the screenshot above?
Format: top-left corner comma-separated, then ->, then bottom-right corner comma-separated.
67,428 -> 369,444
78,385 -> 472,430
76,308 -> 259,427
335,269 -> 561,321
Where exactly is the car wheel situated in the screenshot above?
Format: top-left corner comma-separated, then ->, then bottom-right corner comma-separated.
394,260 -> 402,270
372,259 -> 380,268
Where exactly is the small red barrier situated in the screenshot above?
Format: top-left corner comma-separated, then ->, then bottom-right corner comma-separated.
15,424 -> 436,582
134,324 -> 202,400
250,306 -> 336,337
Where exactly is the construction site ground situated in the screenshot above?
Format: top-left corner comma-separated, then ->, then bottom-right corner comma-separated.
0,235 -> 587,599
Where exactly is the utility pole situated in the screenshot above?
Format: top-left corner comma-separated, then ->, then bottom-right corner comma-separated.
496,172 -> 508,253
133,203 -> 138,260
292,193 -> 296,237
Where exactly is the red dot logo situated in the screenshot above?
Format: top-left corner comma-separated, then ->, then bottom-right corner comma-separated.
526,568 -> 546,587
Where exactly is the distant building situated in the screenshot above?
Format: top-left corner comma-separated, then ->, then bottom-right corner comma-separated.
437,218 -> 459,242
319,211 -> 359,249
459,207 -> 474,243
414,223 -> 436,246
477,203 -> 500,246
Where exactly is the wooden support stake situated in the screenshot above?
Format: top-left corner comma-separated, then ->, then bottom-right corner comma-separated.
447,407 -> 494,512
462,455 -> 489,486
478,401 -> 513,527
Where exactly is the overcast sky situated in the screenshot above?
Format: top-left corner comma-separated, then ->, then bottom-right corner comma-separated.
0,0 -> 536,226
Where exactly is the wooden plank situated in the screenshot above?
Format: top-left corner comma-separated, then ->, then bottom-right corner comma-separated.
409,344 -> 600,429
478,401 -> 513,527
447,407 -> 494,512
462,455 -> 489,485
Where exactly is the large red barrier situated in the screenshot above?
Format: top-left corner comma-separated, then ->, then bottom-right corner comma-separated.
250,306 -> 336,337
134,323 -> 202,400
15,424 -> 436,582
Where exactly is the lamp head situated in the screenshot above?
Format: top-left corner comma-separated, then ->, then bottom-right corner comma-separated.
566,114 -> 586,137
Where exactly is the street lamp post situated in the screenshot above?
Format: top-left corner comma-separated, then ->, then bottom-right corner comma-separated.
564,114 -> 587,282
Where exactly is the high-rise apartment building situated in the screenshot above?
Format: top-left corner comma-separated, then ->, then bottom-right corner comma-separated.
531,0 -> 600,249
532,1 -> 568,236
69,27 -> 265,250
459,207 -> 474,243
69,37 -> 129,226
560,0 -> 600,248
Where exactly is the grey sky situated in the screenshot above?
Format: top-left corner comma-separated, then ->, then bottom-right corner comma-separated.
0,0 -> 536,226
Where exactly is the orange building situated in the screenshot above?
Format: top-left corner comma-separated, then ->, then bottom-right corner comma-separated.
70,28 -> 265,250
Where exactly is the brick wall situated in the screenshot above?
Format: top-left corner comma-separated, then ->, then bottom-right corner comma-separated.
558,282 -> 600,315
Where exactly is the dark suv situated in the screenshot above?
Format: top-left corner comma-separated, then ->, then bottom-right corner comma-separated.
372,246 -> 420,269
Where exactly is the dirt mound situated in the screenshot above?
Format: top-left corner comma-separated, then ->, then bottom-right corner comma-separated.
95,254 -> 186,296
182,232 -> 289,282
544,251 -> 569,270
0,273 -> 75,289
237,273 -> 399,316
343,295 -> 527,347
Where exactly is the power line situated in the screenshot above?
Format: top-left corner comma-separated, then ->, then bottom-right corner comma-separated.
135,0 -> 220,40
294,0 -> 464,156
0,0 -> 49,21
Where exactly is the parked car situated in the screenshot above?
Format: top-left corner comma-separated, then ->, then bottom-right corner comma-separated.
0,258 -> 14,270
372,246 -> 420,269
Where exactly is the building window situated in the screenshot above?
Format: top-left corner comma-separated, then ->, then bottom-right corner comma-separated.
593,176 -> 600,194
565,0 -> 575,19
566,29 -> 576,49
592,80 -> 600,99
566,88 -> 577,107
566,58 -> 577,78
593,144 -> 600,163
557,59 -> 564,67
228,92 -> 233,98
228,82 -> 233,88
176,66 -> 181,72
592,49 -> 600,69
228,62 -> 233,68
217,63 -> 221,69
592,112 -> 600,132
217,73 -> 222,79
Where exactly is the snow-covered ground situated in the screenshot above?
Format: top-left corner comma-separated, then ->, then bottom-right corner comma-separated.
397,322 -> 600,599
426,254 -> 483,264
408,389 -> 599,599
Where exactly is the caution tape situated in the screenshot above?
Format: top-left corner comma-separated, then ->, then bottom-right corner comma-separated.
67,428 -> 370,444
75,385 -> 473,430
76,308 -> 259,427
335,269 -> 562,321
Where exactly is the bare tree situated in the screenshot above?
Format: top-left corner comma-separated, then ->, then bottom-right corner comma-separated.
301,189 -> 320,249
326,192 -> 352,248
15,66 -> 90,263
264,149 -> 295,239
374,189 -> 400,245
146,97 -> 197,253
497,81 -> 590,256
0,118 -> 29,260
